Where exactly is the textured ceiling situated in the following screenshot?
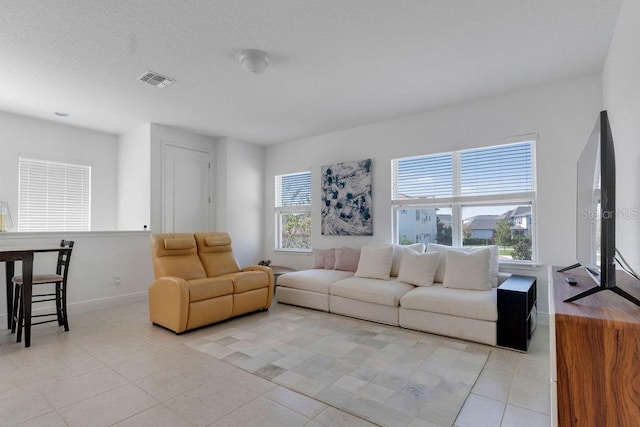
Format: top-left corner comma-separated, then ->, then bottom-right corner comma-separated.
0,0 -> 622,145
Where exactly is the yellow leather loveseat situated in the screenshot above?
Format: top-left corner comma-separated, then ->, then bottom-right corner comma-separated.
148,232 -> 274,333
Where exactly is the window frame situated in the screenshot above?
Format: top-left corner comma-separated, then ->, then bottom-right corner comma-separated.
391,136 -> 537,263
18,154 -> 92,232
274,171 -> 312,252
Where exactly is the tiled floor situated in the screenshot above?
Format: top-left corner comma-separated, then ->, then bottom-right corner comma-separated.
0,300 -> 551,426
185,306 -> 492,426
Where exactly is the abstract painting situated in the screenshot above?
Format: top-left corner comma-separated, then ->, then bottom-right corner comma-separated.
321,158 -> 372,235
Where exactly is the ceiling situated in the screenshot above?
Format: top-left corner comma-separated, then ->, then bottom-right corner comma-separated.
0,1 -> 622,145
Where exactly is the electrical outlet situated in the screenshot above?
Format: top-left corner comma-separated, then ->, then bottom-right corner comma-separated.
113,276 -> 121,285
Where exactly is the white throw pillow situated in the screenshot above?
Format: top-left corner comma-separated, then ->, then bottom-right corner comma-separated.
427,243 -> 499,286
396,249 -> 440,287
371,242 -> 426,277
442,248 -> 492,291
355,246 -> 394,280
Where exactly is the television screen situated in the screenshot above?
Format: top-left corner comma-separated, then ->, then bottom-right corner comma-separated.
576,117 -> 601,274
573,110 -> 616,291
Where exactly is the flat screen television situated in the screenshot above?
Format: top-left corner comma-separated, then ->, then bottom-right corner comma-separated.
563,110 -> 640,305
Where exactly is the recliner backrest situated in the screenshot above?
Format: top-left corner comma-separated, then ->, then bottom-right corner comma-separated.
195,232 -> 241,278
151,233 -> 207,280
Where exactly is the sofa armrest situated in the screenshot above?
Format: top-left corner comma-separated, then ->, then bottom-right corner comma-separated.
148,276 -> 190,333
242,265 -> 275,307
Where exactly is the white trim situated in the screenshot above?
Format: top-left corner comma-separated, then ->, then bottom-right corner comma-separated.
0,292 -> 147,323
19,152 -> 92,167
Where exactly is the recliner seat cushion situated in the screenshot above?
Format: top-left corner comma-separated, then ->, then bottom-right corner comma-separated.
400,284 -> 498,321
330,277 -> 414,307
188,277 -> 234,302
220,271 -> 270,293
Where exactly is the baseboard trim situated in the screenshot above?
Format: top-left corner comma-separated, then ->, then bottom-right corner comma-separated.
0,292 -> 148,324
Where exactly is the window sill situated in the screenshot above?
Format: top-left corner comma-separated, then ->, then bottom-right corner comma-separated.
274,248 -> 312,255
499,260 -> 543,271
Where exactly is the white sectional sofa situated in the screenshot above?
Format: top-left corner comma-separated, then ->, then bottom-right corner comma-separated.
277,243 -> 511,346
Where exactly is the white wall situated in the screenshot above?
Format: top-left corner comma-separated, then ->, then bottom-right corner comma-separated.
0,231 -> 153,324
603,0 -> 640,272
0,110 -> 119,230
149,124 -> 217,232
216,138 -> 264,268
118,124 -> 151,230
264,75 -> 604,317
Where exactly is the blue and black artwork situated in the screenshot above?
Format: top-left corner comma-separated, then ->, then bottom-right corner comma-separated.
321,158 -> 372,235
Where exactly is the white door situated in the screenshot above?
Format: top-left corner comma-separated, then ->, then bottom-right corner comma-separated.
163,144 -> 211,232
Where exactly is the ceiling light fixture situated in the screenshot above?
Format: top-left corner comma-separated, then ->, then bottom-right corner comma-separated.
237,49 -> 270,74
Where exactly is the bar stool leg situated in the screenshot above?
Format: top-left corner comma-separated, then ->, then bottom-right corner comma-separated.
11,284 -> 20,334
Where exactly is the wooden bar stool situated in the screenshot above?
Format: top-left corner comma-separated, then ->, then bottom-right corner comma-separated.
11,240 -> 74,342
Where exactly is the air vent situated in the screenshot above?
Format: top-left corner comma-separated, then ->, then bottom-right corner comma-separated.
137,70 -> 175,88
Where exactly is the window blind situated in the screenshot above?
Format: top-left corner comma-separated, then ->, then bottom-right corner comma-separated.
275,172 -> 311,207
18,157 -> 91,231
393,141 -> 533,201
460,141 -> 533,196
392,153 -> 453,199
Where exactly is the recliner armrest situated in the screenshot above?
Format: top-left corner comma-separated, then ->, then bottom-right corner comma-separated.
242,265 -> 275,306
148,276 -> 190,333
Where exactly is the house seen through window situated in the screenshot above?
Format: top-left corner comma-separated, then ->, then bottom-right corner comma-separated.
392,139 -> 536,261
18,156 -> 92,232
275,171 -> 311,250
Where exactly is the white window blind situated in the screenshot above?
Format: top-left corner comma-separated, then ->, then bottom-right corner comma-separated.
275,171 -> 311,250
275,172 -> 311,207
460,141 -> 533,196
393,153 -> 453,199
392,140 -> 534,203
18,156 -> 91,231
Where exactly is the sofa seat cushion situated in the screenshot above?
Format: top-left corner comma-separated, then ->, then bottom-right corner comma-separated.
330,277 -> 414,307
188,277 -> 234,302
277,269 -> 354,294
400,284 -> 498,322
219,271 -> 269,293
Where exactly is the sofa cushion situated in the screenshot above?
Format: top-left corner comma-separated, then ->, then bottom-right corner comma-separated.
312,248 -> 336,269
277,269 -> 354,294
334,247 -> 361,272
219,271 -> 269,293
188,277 -> 234,302
396,249 -> 440,287
371,242 -> 426,277
427,243 -> 499,286
400,284 -> 498,322
443,248 -> 492,291
355,246 -> 394,280
330,277 -> 414,307
195,232 -> 242,277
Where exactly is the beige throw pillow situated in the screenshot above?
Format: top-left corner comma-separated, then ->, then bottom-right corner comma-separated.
355,246 -> 394,280
312,248 -> 335,269
334,247 -> 361,272
442,248 -> 492,291
396,249 -> 440,287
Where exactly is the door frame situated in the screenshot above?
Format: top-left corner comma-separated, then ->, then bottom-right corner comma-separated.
161,141 -> 214,232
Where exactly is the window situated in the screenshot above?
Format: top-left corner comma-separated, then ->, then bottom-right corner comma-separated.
18,156 -> 91,232
392,139 -> 536,261
275,171 -> 311,250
